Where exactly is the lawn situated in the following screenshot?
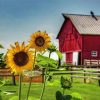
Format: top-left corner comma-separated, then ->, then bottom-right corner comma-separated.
0,74 -> 100,100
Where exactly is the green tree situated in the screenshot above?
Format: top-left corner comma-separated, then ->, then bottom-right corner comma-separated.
0,53 -> 6,68
0,44 -> 6,68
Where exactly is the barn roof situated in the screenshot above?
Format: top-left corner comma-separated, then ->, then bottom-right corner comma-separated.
63,13 -> 100,35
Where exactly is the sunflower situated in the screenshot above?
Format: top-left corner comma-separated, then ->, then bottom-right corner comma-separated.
6,42 -> 34,74
29,31 -> 51,52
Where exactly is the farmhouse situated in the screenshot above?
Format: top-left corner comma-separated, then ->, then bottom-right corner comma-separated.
57,12 -> 100,65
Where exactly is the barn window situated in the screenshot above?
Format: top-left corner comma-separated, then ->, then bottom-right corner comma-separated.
91,51 -> 98,57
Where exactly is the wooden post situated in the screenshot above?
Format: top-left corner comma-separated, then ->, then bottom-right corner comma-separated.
84,66 -> 86,83
58,58 -> 61,68
12,73 -> 16,85
70,66 -> 73,83
97,60 -> 99,68
97,71 -> 100,86
42,68 -> 45,83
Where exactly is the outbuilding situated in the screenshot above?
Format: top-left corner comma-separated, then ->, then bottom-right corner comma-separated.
57,13 -> 100,65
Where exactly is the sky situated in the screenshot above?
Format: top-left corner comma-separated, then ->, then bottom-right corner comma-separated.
0,0 -> 100,59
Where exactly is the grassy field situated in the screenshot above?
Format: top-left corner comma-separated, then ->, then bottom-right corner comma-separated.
0,74 -> 100,100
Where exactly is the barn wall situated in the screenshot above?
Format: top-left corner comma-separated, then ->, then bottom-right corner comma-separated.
58,19 -> 73,52
82,35 -> 100,63
58,18 -> 82,64
58,19 -> 82,53
66,52 -> 73,63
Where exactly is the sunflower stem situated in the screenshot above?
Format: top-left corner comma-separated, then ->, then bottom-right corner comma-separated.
26,50 -> 37,100
40,69 -> 47,100
18,74 -> 22,100
26,77 -> 32,100
40,50 -> 51,100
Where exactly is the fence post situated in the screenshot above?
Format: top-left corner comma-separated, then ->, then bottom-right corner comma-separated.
12,73 -> 16,85
70,66 -> 73,83
98,71 -> 100,86
42,68 -> 45,83
84,66 -> 86,83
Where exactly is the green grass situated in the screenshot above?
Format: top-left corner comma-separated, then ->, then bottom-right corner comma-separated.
0,74 -> 100,100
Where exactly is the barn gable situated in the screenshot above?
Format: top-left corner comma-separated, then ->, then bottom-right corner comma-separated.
57,17 -> 82,53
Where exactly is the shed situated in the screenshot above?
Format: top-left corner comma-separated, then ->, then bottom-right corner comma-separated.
57,13 -> 100,65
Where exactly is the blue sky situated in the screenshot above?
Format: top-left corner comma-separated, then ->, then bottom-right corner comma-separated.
0,0 -> 100,54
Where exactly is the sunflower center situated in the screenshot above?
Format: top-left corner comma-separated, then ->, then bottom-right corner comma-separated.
35,36 -> 45,47
13,51 -> 29,66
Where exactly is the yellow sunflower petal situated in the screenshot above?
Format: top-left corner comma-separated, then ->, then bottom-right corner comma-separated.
20,42 -> 25,51
24,45 -> 30,52
6,42 -> 34,74
15,42 -> 20,51
29,31 -> 51,52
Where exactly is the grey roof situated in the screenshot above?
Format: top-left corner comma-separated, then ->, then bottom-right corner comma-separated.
63,13 -> 100,35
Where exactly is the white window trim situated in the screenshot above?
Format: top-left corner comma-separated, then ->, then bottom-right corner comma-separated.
91,51 -> 98,57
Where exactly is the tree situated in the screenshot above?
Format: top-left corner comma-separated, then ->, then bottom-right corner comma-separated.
0,44 -> 6,68
0,44 -> 16,85
0,53 -> 6,68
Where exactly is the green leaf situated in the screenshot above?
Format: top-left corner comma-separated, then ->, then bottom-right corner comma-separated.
0,44 -> 3,48
56,50 -> 63,60
0,53 -> 4,58
36,54 -> 58,69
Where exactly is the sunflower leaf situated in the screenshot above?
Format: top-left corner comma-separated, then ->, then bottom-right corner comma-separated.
0,53 -> 4,58
55,50 -> 63,60
36,54 -> 58,69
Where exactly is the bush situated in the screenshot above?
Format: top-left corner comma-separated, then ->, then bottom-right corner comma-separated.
0,53 -> 6,68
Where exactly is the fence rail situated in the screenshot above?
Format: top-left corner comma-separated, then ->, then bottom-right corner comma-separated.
0,68 -> 44,83
53,65 -> 100,86
84,59 -> 100,66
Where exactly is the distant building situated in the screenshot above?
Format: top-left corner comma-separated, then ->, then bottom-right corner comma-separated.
57,13 -> 100,65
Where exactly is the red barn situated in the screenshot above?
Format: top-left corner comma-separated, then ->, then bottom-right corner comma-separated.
57,13 -> 100,65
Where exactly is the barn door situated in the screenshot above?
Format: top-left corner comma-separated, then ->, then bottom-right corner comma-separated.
73,52 -> 79,65
72,52 -> 81,65
66,53 -> 73,64
78,52 -> 81,65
